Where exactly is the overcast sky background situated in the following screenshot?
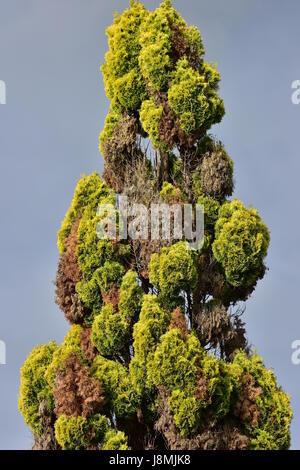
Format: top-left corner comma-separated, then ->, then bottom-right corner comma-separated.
0,0 -> 300,449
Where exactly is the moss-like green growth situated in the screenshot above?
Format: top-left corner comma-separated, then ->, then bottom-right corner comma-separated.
18,342 -> 57,435
213,200 -> 270,288
168,391 -> 200,437
99,106 -> 122,153
148,328 -> 220,436
88,413 -> 109,442
201,353 -> 237,420
76,204 -> 117,283
148,327 -> 292,443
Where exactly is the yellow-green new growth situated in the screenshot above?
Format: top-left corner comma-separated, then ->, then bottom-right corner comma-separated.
213,200 -> 270,288
18,342 -> 57,435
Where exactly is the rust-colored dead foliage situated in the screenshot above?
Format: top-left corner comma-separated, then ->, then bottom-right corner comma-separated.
195,371 -> 208,402
170,23 -> 188,63
234,373 -> 262,426
169,308 -> 188,340
227,427 -> 250,450
80,328 -> 98,363
158,98 -> 196,149
53,354 -> 104,419
55,219 -> 87,324
170,22 -> 202,70
102,284 -> 120,311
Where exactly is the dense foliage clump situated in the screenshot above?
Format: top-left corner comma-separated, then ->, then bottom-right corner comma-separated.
19,0 -> 292,450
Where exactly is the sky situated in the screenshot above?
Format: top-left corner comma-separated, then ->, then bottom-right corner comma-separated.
0,0 -> 300,450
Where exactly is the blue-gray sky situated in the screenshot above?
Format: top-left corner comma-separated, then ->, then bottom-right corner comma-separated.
0,0 -> 300,449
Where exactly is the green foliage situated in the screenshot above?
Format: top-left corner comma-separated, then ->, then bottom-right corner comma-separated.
88,414 -> 109,442
148,328 -> 204,436
55,414 -> 122,450
157,343 -> 292,443
139,99 -> 164,149
149,242 -> 198,306
138,0 -> 183,92
91,355 -> 139,417
148,327 -> 292,444
75,277 -> 102,315
213,200 -> 270,288
99,106 -> 122,152
115,68 -> 148,111
18,342 -> 57,435
148,328 -> 234,435
91,303 -> 129,357
130,294 -> 170,395
160,182 -> 183,202
196,190 -> 221,229
76,204 -> 117,282
57,173 -> 112,254
55,415 -> 89,450
94,261 -> 125,294
168,58 -> 225,135
102,429 -> 130,450
74,185 -> 130,323
101,1 -> 147,107
201,354 -> 236,420
168,391 -> 200,437
149,329 -> 202,394
119,270 -> 143,321
184,25 -> 204,59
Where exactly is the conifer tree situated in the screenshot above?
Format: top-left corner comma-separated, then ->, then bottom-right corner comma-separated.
19,0 -> 292,450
